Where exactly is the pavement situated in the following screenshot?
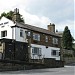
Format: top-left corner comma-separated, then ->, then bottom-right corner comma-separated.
0,66 -> 75,75
66,63 -> 75,66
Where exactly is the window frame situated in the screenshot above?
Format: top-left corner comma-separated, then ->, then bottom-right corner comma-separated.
33,33 -> 40,41
45,36 -> 48,42
51,50 -> 60,57
53,37 -> 58,44
20,29 -> 23,37
32,47 -> 41,55
1,30 -> 7,37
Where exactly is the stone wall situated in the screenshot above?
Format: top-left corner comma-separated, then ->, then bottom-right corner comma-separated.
62,49 -> 75,64
64,57 -> 75,64
0,58 -> 64,71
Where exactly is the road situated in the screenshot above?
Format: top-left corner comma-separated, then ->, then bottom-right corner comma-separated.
0,66 -> 75,75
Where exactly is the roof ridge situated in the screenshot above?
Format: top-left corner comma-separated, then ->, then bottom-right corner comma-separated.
15,22 -> 61,37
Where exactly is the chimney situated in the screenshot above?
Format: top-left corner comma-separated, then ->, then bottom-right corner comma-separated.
47,23 -> 55,33
12,8 -> 20,22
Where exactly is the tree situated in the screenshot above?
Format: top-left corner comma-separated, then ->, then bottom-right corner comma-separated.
0,12 -> 7,19
0,11 -> 24,23
62,26 -> 73,50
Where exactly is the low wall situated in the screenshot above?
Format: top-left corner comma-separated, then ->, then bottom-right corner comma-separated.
0,59 -> 64,71
62,49 -> 75,64
64,57 -> 75,64
44,58 -> 64,68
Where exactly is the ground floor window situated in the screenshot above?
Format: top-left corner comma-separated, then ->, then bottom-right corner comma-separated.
32,47 -> 41,55
51,50 -> 60,56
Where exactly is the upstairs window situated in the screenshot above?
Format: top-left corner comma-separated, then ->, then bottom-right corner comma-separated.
33,33 -> 40,41
27,31 -> 31,36
20,30 -> 23,37
0,23 -> 3,25
45,36 -> 48,42
32,47 -> 41,55
1,26 -> 4,28
4,22 -> 8,24
53,37 -> 58,44
1,31 -> 7,37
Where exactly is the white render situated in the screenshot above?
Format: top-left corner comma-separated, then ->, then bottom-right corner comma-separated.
31,44 -> 60,60
0,17 -> 15,39
13,27 -> 27,42
0,17 -> 28,42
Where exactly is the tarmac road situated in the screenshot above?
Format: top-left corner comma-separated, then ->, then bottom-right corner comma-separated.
0,66 -> 75,75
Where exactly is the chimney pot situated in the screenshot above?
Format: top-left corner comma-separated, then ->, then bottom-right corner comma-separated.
12,8 -> 20,22
47,23 -> 55,33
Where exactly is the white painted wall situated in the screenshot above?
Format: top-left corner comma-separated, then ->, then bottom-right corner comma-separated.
0,17 -> 28,42
31,44 -> 60,60
0,17 -> 15,39
14,27 -> 28,42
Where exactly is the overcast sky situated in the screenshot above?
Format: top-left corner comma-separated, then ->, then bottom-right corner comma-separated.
0,0 -> 74,38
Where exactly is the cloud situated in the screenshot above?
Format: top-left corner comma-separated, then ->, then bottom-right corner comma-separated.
19,8 -> 74,38
19,9 -> 51,29
56,20 -> 74,37
0,0 -> 29,14
0,0 -> 74,23
0,0 -> 74,38
25,0 -> 74,23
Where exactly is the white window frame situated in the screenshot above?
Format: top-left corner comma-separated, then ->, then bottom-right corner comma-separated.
33,33 -> 40,41
51,50 -> 59,57
1,30 -> 7,37
53,37 -> 58,44
32,47 -> 41,55
20,29 -> 23,37
45,36 -> 48,42
27,31 -> 31,36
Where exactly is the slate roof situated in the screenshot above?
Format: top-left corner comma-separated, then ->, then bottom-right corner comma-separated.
12,22 -> 61,37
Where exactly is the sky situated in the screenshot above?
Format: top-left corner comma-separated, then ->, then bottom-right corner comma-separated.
0,0 -> 74,38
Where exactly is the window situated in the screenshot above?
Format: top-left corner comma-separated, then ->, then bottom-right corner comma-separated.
4,22 -> 8,24
45,36 -> 48,42
0,23 -> 3,25
51,50 -> 56,56
0,42 -> 2,46
25,31 -> 31,37
1,26 -> 4,28
51,50 -> 59,56
33,33 -> 40,41
53,37 -> 58,44
27,31 -> 31,36
20,30 -> 23,37
32,47 -> 41,55
1,31 -> 7,37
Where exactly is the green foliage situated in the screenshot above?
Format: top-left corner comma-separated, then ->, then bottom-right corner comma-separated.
0,11 -> 13,20
0,12 -> 6,19
72,41 -> 75,57
63,54 -> 73,57
6,11 -> 14,20
72,43 -> 75,51
0,11 -> 24,23
18,15 -> 24,23
62,26 -> 73,50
